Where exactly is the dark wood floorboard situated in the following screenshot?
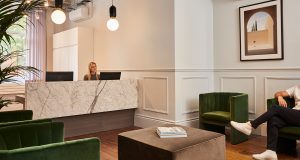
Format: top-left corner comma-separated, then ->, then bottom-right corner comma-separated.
66,127 -> 300,160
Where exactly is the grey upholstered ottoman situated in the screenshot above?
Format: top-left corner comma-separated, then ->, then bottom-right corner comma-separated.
118,125 -> 225,160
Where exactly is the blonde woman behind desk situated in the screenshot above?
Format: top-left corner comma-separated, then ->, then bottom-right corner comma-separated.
84,62 -> 100,80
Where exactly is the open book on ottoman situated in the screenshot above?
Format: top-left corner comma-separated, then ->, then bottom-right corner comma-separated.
156,127 -> 187,138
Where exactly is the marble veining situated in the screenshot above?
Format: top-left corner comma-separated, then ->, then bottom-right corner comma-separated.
25,80 -> 138,119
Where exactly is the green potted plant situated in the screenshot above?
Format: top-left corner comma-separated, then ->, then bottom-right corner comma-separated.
0,0 -> 45,109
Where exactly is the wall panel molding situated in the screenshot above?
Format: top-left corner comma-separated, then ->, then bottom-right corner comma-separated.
181,76 -> 210,114
220,76 -> 257,114
99,68 -> 300,72
135,114 -> 199,125
264,76 -> 300,111
142,77 -> 169,114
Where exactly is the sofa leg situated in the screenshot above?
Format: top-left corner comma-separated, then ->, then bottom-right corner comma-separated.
277,137 -> 297,153
230,126 -> 248,145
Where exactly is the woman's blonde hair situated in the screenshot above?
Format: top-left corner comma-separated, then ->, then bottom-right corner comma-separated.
87,62 -> 99,80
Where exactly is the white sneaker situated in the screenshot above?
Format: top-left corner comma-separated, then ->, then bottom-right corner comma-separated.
252,150 -> 278,160
230,121 -> 252,135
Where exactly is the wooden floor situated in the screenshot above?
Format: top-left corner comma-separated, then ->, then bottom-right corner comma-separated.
66,127 -> 300,160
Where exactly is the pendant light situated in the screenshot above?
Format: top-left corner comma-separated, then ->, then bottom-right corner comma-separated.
107,0 -> 119,31
51,0 -> 66,24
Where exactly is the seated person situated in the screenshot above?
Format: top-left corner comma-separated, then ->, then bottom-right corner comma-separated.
231,85 -> 300,160
84,62 -> 100,80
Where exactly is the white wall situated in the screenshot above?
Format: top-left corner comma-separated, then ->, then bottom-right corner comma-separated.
54,0 -> 175,70
46,10 -> 55,71
48,0 -> 300,134
175,0 -> 214,69
213,0 -> 300,135
51,0 -> 177,127
213,0 -> 300,69
174,0 -> 214,126
48,0 -> 214,128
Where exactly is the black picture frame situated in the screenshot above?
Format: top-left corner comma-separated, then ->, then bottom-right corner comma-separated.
239,0 -> 283,61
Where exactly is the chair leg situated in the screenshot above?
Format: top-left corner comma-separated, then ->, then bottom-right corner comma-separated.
230,126 -> 248,145
203,123 -> 225,134
277,137 -> 297,153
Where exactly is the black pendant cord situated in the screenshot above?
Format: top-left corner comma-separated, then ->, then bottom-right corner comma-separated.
109,0 -> 116,18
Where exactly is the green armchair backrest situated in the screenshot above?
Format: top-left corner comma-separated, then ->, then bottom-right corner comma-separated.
0,110 -> 33,123
199,92 -> 245,113
0,122 -> 64,150
0,122 -> 100,160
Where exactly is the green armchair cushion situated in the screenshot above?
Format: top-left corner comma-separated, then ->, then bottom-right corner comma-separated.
279,127 -> 300,137
0,110 -> 32,123
202,111 -> 230,123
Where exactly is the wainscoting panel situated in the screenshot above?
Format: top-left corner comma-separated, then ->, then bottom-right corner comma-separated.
264,76 -> 300,111
143,77 -> 169,114
220,76 -> 257,114
181,77 -> 210,114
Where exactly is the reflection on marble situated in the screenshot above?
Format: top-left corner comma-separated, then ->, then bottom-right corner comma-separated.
25,80 -> 138,119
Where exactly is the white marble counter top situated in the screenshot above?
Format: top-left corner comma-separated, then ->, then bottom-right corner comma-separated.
25,80 -> 138,119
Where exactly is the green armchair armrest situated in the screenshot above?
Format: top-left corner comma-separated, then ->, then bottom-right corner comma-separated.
267,97 -> 295,110
230,94 -> 248,123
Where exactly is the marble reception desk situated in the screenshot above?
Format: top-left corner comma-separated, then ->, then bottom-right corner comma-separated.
25,80 -> 138,119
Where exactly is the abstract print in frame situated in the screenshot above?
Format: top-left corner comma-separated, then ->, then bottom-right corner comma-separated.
240,0 -> 283,61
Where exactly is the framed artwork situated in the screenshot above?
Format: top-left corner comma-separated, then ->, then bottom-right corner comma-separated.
239,0 -> 283,61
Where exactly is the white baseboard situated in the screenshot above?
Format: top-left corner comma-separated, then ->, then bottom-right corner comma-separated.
134,114 -> 199,128
134,114 -> 171,128
175,118 -> 199,128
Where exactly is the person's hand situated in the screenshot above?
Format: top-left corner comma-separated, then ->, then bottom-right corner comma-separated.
278,96 -> 287,107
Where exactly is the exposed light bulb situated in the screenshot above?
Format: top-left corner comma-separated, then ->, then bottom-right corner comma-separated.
51,9 -> 66,24
107,18 -> 119,31
107,3 -> 119,31
26,0 -> 31,3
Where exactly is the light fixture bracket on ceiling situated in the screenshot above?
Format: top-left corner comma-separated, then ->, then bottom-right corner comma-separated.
54,0 -> 63,8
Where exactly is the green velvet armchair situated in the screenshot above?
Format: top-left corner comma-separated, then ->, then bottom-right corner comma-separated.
0,110 -> 53,128
199,92 -> 248,144
0,122 -> 100,160
267,97 -> 300,152
0,110 -> 33,123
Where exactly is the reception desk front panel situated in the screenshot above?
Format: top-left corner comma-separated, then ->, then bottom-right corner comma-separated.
25,80 -> 138,119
